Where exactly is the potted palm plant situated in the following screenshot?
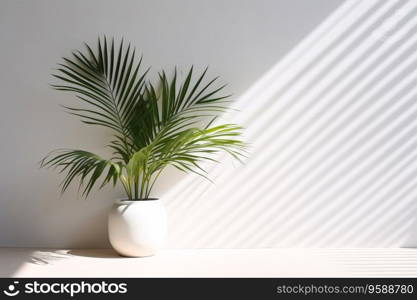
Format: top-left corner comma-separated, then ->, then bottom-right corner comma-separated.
41,37 -> 246,257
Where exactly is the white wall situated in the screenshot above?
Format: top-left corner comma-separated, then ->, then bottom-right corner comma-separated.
1,0 -> 416,248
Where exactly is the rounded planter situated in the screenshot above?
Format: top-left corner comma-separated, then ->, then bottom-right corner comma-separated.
108,199 -> 167,257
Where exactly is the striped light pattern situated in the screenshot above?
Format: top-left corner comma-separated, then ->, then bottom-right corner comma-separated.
160,0 -> 417,248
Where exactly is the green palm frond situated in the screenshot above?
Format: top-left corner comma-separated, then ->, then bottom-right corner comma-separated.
128,67 -> 231,151
125,123 -> 246,199
52,37 -> 149,162
40,149 -> 124,197
42,37 -> 246,200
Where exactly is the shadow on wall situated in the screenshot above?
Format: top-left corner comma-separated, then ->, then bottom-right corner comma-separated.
161,0 -> 417,248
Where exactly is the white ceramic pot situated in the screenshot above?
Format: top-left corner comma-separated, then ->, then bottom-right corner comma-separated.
108,199 -> 167,257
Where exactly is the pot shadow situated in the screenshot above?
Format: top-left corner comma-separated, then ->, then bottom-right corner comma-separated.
67,248 -> 122,258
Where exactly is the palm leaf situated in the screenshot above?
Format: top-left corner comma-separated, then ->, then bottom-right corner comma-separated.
42,37 -> 246,200
52,36 -> 148,163
40,149 -> 126,198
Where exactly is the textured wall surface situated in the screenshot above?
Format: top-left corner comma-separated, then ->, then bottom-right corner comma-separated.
1,0 -> 416,248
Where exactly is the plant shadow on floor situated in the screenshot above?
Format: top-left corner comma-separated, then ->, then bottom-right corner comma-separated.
28,250 -> 70,265
25,249 -> 122,268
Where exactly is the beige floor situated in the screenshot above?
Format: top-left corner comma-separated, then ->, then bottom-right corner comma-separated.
1,248 -> 417,277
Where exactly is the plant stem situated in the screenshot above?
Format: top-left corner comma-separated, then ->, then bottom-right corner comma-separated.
140,171 -> 147,199
145,169 -> 163,198
119,175 -> 132,200
133,174 -> 138,200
